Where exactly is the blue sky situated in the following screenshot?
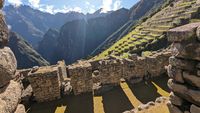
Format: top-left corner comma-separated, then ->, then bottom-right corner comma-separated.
5,0 -> 139,14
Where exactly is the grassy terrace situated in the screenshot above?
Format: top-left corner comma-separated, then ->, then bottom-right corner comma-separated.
94,0 -> 198,60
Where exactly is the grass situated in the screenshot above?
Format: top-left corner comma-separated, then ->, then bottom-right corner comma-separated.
94,0 -> 198,60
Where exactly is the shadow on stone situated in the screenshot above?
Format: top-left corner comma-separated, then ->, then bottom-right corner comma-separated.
102,86 -> 134,113
127,75 -> 169,104
28,92 -> 94,113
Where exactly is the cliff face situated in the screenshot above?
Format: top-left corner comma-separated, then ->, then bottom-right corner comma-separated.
38,8 -> 130,64
38,29 -> 59,63
8,32 -> 49,69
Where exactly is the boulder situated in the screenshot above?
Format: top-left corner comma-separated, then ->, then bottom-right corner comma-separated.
190,104 -> 200,113
0,80 -> 22,113
169,56 -> 196,71
167,101 -> 183,113
0,12 -> 9,47
167,65 -> 184,83
0,47 -> 17,87
0,99 -> 6,113
169,92 -> 184,106
171,42 -> 200,61
14,104 -> 26,113
183,72 -> 200,88
168,79 -> 200,106
167,22 -> 200,42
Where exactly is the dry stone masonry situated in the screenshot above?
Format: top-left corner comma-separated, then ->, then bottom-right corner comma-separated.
167,23 -> 200,113
27,66 -> 61,102
68,60 -> 93,95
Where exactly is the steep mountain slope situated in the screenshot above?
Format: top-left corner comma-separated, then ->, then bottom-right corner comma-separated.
91,0 -> 165,56
38,8 -> 130,64
4,5 -> 85,47
95,0 -> 200,60
38,28 -> 59,63
8,32 -> 49,69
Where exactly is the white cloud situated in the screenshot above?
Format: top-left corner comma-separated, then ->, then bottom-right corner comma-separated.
113,0 -> 122,11
8,0 -> 22,7
85,1 -> 95,14
102,0 -> 113,13
101,0 -> 122,13
28,0 -> 40,8
39,5 -> 82,14
39,5 -> 54,14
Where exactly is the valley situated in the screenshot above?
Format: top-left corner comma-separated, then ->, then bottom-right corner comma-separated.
0,0 -> 200,113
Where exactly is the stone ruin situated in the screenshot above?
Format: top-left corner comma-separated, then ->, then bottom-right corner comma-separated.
167,22 -> 200,113
27,66 -> 61,102
68,61 -> 93,95
0,0 -> 26,112
17,48 -> 171,102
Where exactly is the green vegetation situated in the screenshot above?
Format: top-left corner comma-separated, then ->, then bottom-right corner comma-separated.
94,0 -> 199,60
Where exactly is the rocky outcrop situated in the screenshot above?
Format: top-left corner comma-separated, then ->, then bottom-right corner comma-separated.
0,1 -> 26,113
167,23 -> 200,113
0,81 -> 22,113
0,47 -> 17,87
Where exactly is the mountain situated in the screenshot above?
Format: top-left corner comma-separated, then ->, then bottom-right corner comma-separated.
95,0 -> 200,59
37,28 -> 59,63
91,0 -> 165,56
4,5 -> 85,47
38,8 -> 130,64
8,32 -> 49,69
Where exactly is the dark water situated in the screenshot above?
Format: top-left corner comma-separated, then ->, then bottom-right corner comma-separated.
28,75 -> 169,113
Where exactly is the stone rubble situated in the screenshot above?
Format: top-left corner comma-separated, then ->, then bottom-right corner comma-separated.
167,23 -> 200,113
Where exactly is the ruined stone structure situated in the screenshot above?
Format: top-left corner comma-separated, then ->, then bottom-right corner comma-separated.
68,61 -> 93,95
0,1 -> 26,112
167,23 -> 200,113
27,66 -> 61,102
18,48 -> 170,100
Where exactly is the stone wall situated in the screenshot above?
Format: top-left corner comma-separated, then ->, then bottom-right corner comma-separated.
27,65 -> 61,102
68,60 -> 93,95
167,23 -> 200,113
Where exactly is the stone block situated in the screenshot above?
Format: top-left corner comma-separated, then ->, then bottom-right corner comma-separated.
167,101 -> 183,113
169,92 -> 184,106
168,22 -> 200,42
190,104 -> 200,113
171,42 -> 200,61
183,71 -> 200,88
168,79 -> 200,106
167,65 -> 184,83
169,56 -> 196,71
28,66 -> 61,102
